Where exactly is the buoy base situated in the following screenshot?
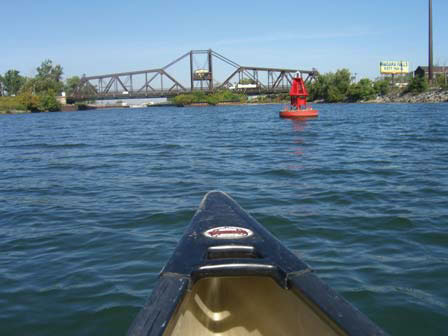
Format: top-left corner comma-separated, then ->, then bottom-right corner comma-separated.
279,108 -> 318,118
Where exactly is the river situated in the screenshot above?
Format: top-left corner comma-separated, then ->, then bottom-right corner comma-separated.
1,103 -> 447,335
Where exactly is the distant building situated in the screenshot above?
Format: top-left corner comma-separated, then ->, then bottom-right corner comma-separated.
414,66 -> 448,78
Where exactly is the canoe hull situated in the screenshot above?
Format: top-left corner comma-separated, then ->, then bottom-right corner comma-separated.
127,191 -> 387,336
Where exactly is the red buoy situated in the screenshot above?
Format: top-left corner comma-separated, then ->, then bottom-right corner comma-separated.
280,74 -> 318,118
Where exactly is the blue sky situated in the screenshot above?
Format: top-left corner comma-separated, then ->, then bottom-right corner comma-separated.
2,0 -> 447,81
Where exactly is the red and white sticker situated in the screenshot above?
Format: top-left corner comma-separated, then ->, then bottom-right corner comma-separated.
203,226 -> 253,239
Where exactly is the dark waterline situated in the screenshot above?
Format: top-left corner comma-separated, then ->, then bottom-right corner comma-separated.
1,104 -> 447,335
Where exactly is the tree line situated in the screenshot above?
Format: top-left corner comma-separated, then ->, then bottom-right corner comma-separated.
171,70 -> 442,106
1,61 -> 445,112
0,60 -> 80,112
306,68 -> 446,103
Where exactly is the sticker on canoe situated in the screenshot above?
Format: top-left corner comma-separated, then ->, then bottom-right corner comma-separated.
203,226 -> 253,239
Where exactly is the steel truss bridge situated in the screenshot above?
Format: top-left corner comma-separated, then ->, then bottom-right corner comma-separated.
72,49 -> 318,101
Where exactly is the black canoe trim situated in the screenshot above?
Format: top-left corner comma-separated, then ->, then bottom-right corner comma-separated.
127,274 -> 189,336
127,191 -> 388,336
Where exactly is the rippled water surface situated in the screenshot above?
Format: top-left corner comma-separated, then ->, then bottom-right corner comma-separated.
1,104 -> 447,335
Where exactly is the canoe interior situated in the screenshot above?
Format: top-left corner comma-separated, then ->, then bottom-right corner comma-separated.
163,276 -> 346,336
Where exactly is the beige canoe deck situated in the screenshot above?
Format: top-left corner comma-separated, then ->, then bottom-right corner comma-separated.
163,276 -> 346,336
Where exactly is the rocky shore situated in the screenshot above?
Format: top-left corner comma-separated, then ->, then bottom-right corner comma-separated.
371,89 -> 448,104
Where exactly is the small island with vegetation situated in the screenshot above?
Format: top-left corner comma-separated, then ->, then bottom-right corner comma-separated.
1,62 -> 447,114
172,89 -> 248,106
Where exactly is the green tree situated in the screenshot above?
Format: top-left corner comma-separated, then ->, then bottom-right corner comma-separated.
307,69 -> 352,102
239,78 -> 256,85
326,86 -> 345,102
37,59 -> 63,81
38,90 -> 61,111
16,87 -> 61,112
0,96 -> 22,111
172,89 -> 248,106
212,89 -> 245,103
173,94 -> 194,105
373,78 -> 391,96
18,90 -> 40,112
307,75 -> 328,101
435,73 -> 448,89
192,91 -> 207,102
406,76 -> 428,94
33,59 -> 64,94
206,95 -> 219,105
1,69 -> 26,96
332,69 -> 351,96
64,76 -> 81,96
347,78 -> 376,102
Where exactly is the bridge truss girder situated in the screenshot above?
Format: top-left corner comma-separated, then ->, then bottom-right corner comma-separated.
72,49 -> 319,101
218,66 -> 318,92
74,68 -> 187,100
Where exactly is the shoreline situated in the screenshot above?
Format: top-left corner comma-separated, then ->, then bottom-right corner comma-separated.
367,89 -> 448,104
1,90 -> 447,115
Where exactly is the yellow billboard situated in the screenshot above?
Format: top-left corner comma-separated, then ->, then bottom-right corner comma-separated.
380,61 -> 409,75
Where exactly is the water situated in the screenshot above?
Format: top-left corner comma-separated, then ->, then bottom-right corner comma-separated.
1,104 -> 447,335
